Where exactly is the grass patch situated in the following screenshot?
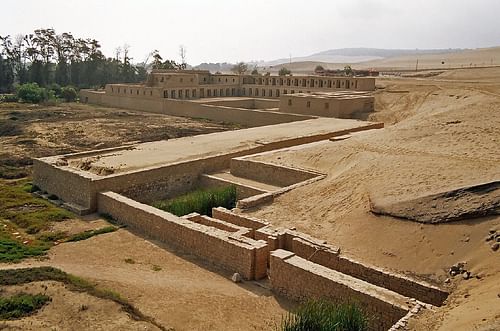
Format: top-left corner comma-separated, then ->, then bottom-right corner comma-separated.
0,179 -> 73,234
0,237 -> 49,263
278,300 -> 369,331
152,185 -> 237,217
0,293 -> 51,320
0,267 -> 169,330
66,226 -> 117,242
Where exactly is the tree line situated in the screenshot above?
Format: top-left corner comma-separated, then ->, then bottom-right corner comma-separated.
0,28 -> 185,94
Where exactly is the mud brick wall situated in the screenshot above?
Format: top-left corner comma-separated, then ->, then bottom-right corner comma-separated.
33,159 -> 94,211
270,250 -> 409,331
334,256 -> 448,306
212,207 -> 269,230
290,237 -> 447,306
184,213 -> 252,237
230,158 -> 317,187
97,191 -> 268,280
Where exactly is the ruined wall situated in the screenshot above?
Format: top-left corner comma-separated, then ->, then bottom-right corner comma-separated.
32,159 -> 94,214
97,191 -> 268,280
289,236 -> 448,306
278,94 -> 375,118
80,90 -> 313,127
212,207 -> 269,230
230,158 -> 318,187
270,250 -> 409,331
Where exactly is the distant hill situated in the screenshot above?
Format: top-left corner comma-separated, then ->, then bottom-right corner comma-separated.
191,47 -> 499,73
262,48 -> 466,67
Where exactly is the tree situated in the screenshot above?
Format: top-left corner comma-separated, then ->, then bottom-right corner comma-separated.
278,67 -> 291,76
344,65 -> 353,76
231,62 -> 247,75
251,67 -> 259,75
314,65 -> 324,73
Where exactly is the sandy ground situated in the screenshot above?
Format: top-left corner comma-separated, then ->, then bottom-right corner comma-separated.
1,227 -> 290,331
0,281 -> 161,331
242,67 -> 500,330
63,117 -> 377,175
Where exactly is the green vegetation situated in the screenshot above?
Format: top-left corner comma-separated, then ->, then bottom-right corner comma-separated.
60,86 -> 77,102
0,237 -> 48,263
0,267 -> 167,330
278,300 -> 369,331
0,293 -> 51,319
66,226 -> 117,242
152,185 -> 237,217
0,180 -> 73,234
279,67 -> 292,76
16,83 -> 46,103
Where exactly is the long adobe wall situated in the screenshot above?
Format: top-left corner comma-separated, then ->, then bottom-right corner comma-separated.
79,90 -> 314,127
212,207 -> 448,307
97,191 -> 268,280
270,250 -> 409,331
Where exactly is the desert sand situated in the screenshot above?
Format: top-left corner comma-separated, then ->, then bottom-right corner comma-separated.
242,67 -> 500,330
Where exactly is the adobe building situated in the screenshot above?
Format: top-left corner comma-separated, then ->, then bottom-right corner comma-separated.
80,69 -> 376,123
279,91 -> 374,118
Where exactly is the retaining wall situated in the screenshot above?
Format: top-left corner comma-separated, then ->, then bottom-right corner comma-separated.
289,236 -> 447,306
97,191 -> 268,280
230,158 -> 318,187
270,250 -> 409,331
80,91 -> 313,127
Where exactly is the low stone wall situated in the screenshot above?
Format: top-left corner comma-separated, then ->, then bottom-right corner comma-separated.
212,207 -> 270,230
81,91 -> 313,127
183,213 -> 252,237
250,225 -> 447,306
270,250 -> 409,331
230,158 -> 319,187
333,255 -> 448,307
97,191 -> 268,280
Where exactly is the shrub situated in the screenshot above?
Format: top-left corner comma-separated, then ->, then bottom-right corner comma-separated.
47,83 -> 62,97
279,67 -> 291,76
0,293 -> 51,319
60,86 -> 77,102
0,94 -> 18,103
16,83 -> 45,104
152,185 -> 237,216
278,300 -> 369,331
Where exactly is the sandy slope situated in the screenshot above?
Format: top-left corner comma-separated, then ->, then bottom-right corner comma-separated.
243,67 -> 500,329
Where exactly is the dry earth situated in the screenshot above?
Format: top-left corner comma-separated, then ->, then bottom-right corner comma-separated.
243,67 -> 500,330
0,102 -> 238,178
1,227 -> 290,331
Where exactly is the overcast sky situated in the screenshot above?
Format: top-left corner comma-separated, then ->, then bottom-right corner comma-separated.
2,0 -> 499,65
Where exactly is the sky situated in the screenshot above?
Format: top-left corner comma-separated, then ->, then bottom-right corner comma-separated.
1,0 -> 499,65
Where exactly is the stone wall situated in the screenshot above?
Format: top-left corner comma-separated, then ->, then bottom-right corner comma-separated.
80,90 -> 314,127
230,158 -> 319,187
97,191 -> 268,280
212,207 -> 270,230
270,250 -> 409,331
289,235 -> 447,306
